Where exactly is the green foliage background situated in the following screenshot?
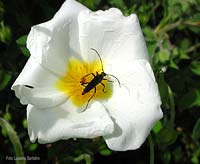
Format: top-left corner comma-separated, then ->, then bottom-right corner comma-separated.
0,0 -> 200,163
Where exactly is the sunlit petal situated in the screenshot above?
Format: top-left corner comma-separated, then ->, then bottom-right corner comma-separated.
103,60 -> 163,151
27,102 -> 114,143
12,57 -> 66,109
78,8 -> 148,64
27,0 -> 88,75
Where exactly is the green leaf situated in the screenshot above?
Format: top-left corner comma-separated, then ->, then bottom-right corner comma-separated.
190,61 -> 200,76
179,50 -> 190,60
3,104 -> 12,121
137,3 -> 153,25
157,50 -> 170,64
147,42 -> 157,60
99,149 -> 112,156
0,70 -> 12,91
0,1 -> 4,19
169,59 -> 179,70
179,89 -> 200,109
16,35 -> 27,45
157,128 -> 178,146
173,146 -> 183,163
3,112 -> 11,121
0,21 -> 11,43
108,0 -> 127,11
192,118 -> 200,140
0,118 -> 25,164
157,72 -> 169,108
22,119 -> 27,129
167,0 -> 181,21
78,0 -> 101,10
98,143 -> 112,156
28,143 -> 38,151
143,27 -> 156,41
124,5 -> 136,16
19,47 -> 30,57
167,0 -> 197,21
180,39 -> 190,51
16,35 -> 30,57
190,13 -> 200,22
153,121 -> 163,134
191,155 -> 199,164
188,13 -> 200,33
163,151 -> 171,164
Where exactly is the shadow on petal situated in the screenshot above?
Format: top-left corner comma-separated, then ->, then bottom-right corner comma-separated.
103,116 -> 122,138
27,102 -> 114,144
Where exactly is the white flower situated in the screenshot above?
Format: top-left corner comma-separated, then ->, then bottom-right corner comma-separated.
11,0 -> 163,151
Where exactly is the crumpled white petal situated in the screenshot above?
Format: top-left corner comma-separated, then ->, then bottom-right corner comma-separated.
78,8 -> 148,64
102,60 -> 163,151
12,0 -> 88,108
27,0 -> 88,76
12,0 -> 163,152
27,101 -> 114,143
12,57 -> 67,109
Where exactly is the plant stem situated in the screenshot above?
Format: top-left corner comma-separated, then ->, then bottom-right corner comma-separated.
148,134 -> 154,164
0,117 -> 25,164
74,154 -> 92,164
187,43 -> 200,53
154,20 -> 182,35
168,86 -> 175,128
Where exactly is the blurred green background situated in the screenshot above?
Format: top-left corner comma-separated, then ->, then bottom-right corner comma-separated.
0,0 -> 200,163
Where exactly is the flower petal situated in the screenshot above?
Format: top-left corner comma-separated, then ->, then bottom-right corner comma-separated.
12,57 -> 67,109
102,60 -> 163,151
78,8 -> 148,63
27,101 -> 114,143
27,0 -> 88,75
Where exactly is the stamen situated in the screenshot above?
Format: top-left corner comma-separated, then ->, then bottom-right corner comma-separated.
55,58 -> 112,108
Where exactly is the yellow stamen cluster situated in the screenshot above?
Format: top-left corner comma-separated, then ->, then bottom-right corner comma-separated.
55,58 -> 112,108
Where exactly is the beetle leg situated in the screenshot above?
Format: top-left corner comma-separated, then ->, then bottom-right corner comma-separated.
100,82 -> 106,93
80,73 -> 95,84
81,82 -> 89,86
82,73 -> 95,78
83,87 -> 96,111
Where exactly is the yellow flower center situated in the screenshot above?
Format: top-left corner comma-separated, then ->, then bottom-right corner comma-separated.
55,57 -> 112,108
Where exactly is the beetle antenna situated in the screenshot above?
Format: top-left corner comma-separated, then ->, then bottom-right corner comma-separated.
91,48 -> 104,72
106,74 -> 121,87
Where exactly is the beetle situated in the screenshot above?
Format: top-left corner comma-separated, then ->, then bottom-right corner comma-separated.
80,48 -> 120,110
